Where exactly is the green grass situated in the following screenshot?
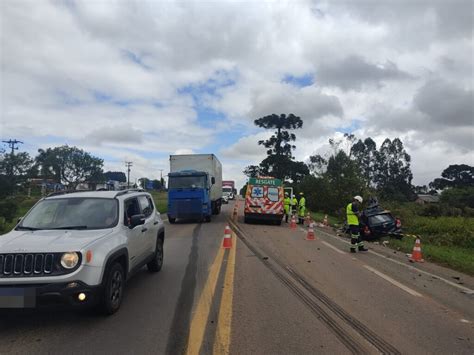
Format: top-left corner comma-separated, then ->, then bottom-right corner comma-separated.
309,211 -> 341,227
389,237 -> 474,276
150,191 -> 168,214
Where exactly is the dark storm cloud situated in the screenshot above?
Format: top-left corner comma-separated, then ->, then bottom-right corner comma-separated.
316,55 -> 413,91
414,79 -> 473,127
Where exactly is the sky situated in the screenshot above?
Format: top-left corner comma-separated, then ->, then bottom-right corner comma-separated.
1,0 -> 473,190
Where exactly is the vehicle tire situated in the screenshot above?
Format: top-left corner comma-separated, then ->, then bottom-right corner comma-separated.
275,219 -> 282,226
205,215 -> 211,222
217,204 -> 221,215
168,217 -> 176,224
244,216 -> 250,224
147,237 -> 164,272
100,262 -> 125,315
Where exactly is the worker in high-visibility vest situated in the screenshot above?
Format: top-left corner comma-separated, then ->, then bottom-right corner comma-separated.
346,196 -> 368,252
283,193 -> 291,223
298,192 -> 306,224
291,195 -> 298,219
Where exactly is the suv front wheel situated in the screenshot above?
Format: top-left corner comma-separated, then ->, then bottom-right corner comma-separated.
101,262 -> 125,315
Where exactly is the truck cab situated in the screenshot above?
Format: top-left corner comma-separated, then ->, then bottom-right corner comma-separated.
222,185 -> 234,200
167,170 -> 216,223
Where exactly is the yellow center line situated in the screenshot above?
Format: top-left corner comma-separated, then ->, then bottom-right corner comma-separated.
186,245 -> 225,355
213,233 -> 237,355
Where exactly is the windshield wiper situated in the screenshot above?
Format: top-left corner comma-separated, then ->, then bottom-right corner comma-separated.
15,226 -> 42,231
49,225 -> 88,230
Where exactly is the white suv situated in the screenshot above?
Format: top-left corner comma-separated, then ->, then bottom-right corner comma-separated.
0,189 -> 165,315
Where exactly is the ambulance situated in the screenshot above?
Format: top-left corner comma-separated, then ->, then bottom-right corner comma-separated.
244,177 -> 284,225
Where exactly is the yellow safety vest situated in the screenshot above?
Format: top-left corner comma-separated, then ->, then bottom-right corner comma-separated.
299,197 -> 306,208
346,202 -> 359,226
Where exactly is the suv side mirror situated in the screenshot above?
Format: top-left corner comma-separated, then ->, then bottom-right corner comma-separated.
211,177 -> 216,185
17,217 -> 23,224
129,214 -> 145,229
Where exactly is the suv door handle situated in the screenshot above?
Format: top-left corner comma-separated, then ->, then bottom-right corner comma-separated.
141,227 -> 148,233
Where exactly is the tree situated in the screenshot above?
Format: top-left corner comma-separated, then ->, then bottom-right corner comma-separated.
374,138 -> 414,200
253,113 -> 305,180
0,152 -> 33,180
104,171 -> 127,182
34,145 -> 104,188
351,137 -> 378,187
430,164 -> 474,190
255,113 -> 303,158
243,165 -> 262,178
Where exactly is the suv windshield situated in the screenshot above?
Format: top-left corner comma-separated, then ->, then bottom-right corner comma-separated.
169,176 -> 206,189
18,198 -> 119,230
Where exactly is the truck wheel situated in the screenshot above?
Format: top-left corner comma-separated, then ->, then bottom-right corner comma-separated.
275,219 -> 282,226
147,237 -> 164,272
244,216 -> 250,224
168,217 -> 176,224
205,215 -> 211,222
100,262 -> 125,315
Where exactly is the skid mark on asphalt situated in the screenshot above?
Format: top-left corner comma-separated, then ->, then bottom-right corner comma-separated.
166,224 -> 201,355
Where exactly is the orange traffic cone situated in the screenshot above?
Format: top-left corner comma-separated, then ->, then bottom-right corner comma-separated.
323,215 -> 328,227
290,215 -> 297,229
409,238 -> 424,262
222,225 -> 233,249
306,223 -> 316,240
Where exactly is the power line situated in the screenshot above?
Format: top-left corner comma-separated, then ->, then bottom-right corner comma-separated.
2,139 -> 23,155
125,161 -> 133,188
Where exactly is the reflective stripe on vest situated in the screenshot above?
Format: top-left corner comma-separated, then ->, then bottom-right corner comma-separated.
346,202 -> 359,226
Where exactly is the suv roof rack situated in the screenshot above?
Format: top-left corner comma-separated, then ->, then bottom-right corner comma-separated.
115,188 -> 145,197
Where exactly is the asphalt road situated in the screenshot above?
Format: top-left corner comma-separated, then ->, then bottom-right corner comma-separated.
1,200 -> 473,354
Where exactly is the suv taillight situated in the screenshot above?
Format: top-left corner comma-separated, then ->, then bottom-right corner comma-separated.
363,226 -> 371,235
396,218 -> 401,228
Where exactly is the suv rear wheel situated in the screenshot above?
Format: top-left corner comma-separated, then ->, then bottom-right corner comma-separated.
100,262 -> 125,315
147,238 -> 164,272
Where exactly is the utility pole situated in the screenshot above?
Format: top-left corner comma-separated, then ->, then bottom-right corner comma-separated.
125,161 -> 133,188
158,169 -> 164,189
2,139 -> 23,155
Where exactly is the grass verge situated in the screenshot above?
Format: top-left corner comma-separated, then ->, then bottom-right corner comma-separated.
150,191 -> 168,214
389,237 -> 474,276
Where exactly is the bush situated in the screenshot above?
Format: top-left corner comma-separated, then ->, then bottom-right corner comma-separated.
441,187 -> 474,209
0,200 -> 19,223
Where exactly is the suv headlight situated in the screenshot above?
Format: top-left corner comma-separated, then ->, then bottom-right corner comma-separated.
61,252 -> 80,269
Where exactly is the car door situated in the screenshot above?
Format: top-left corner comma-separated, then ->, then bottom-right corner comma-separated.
124,197 -> 146,269
137,195 -> 156,257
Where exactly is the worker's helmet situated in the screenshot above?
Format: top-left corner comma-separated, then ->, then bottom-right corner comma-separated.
354,195 -> 363,203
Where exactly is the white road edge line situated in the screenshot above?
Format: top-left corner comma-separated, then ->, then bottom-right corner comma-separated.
315,227 -> 474,295
363,265 -> 423,297
321,241 -> 346,255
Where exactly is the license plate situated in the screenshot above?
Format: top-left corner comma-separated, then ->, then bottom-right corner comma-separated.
0,288 -> 36,308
